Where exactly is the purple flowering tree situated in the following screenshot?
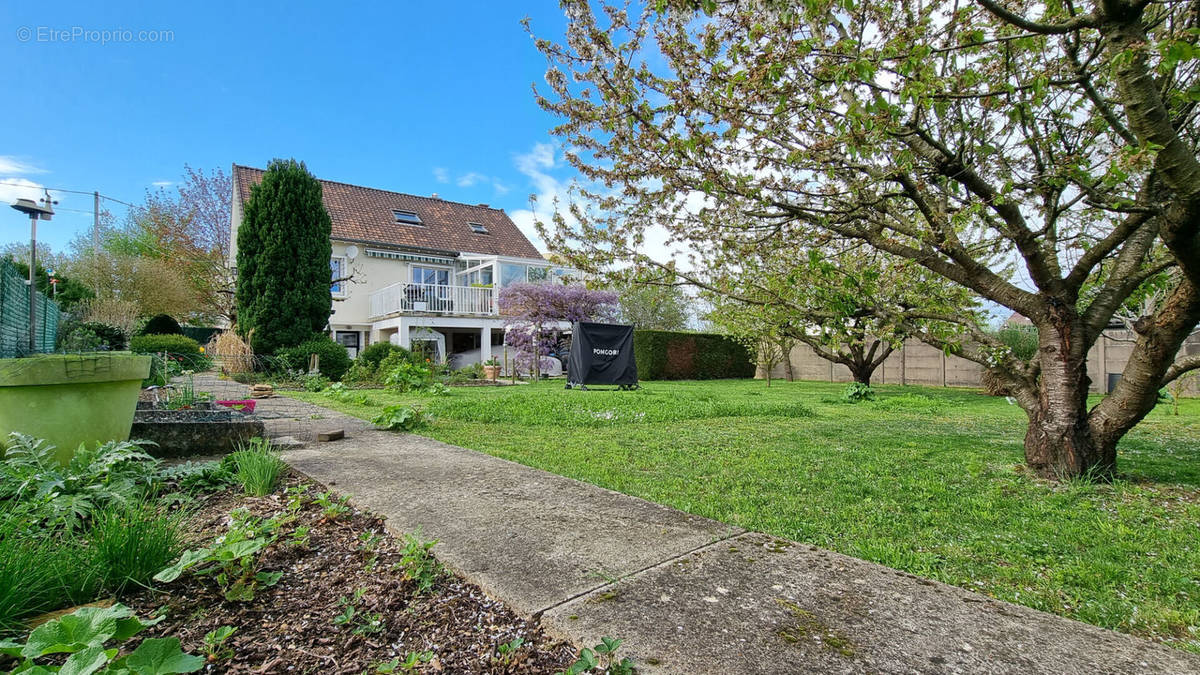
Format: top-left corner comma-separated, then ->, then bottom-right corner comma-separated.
498,283 -> 617,379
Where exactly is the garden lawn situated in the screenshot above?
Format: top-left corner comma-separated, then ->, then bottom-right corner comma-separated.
289,379 -> 1200,652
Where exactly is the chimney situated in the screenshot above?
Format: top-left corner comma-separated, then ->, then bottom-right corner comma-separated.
431,192 -> 440,199
477,203 -> 489,208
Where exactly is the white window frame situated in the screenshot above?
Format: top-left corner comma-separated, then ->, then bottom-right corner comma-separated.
411,264 -> 452,286
331,256 -> 348,297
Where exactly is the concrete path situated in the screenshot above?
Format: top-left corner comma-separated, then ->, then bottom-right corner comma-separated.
283,424 -> 1200,674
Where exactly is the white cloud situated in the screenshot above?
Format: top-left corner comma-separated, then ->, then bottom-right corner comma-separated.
492,181 -> 511,196
151,180 -> 173,188
508,141 -> 699,271
0,156 -> 46,176
456,171 -> 487,188
0,177 -> 47,206
433,167 -> 449,183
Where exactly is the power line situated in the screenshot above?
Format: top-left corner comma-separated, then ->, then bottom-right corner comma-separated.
0,180 -> 135,207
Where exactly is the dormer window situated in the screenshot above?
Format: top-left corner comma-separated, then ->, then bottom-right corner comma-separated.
393,209 -> 423,226
468,222 -> 489,235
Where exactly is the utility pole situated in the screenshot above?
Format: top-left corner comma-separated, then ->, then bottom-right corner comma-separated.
94,191 -> 101,290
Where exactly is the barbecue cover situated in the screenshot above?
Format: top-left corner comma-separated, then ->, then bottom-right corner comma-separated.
567,322 -> 638,386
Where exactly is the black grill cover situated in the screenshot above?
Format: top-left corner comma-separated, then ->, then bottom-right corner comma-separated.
567,322 -> 638,386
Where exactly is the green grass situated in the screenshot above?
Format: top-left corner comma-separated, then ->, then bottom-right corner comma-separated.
88,498 -> 188,596
231,438 -> 287,497
290,379 -> 1200,652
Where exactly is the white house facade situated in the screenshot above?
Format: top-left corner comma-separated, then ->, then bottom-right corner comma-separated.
230,165 -> 574,365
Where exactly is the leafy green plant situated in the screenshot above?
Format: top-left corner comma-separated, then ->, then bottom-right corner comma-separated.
230,438 -> 286,496
288,525 -> 311,550
383,359 -> 434,393
0,433 -> 159,531
154,509 -> 285,602
202,625 -> 237,663
0,603 -> 203,674
841,382 -> 875,403
372,404 -> 433,431
331,588 -> 383,636
301,374 -> 331,392
393,531 -> 441,594
374,650 -> 435,673
278,335 -> 353,382
284,484 -> 309,513
495,636 -> 525,666
314,491 -> 351,521
157,458 -> 236,494
561,637 -> 633,675
88,498 -> 189,596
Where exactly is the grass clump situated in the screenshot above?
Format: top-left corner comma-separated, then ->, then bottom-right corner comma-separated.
231,438 -> 286,496
88,498 -> 188,595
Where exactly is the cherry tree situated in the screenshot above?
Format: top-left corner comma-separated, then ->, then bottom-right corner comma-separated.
530,0 -> 1200,478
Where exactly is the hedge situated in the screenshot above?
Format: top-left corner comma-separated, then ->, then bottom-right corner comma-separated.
632,330 -> 755,380
181,326 -> 221,346
130,333 -> 202,355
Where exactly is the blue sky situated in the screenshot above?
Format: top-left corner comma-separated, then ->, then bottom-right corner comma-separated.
0,1 -> 575,252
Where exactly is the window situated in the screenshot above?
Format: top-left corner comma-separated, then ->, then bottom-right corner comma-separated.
393,209 -> 423,226
412,266 -> 450,286
500,263 -> 526,287
468,222 -> 489,235
527,266 -> 549,282
330,257 -> 346,296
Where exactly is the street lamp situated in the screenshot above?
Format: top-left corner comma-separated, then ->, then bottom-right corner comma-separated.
10,192 -> 55,354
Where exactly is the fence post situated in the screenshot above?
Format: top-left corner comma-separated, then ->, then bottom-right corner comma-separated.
901,342 -> 907,386
942,350 -> 948,387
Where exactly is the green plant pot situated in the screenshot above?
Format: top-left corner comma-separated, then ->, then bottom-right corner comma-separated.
0,353 -> 151,464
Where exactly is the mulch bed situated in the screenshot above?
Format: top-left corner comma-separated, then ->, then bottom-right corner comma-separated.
125,475 -> 578,673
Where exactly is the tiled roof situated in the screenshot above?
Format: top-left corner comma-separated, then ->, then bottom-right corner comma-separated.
232,164 -> 543,259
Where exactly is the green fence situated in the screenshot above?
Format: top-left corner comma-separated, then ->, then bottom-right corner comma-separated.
0,260 -> 60,358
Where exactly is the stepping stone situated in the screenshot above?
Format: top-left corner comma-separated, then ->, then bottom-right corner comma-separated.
317,429 -> 344,442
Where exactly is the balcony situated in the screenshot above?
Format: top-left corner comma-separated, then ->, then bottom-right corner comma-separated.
368,282 -> 496,318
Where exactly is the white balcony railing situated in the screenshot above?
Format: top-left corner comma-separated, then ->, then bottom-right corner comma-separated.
368,282 -> 496,318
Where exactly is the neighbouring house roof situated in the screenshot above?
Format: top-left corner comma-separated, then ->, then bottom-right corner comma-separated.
232,164 -> 543,260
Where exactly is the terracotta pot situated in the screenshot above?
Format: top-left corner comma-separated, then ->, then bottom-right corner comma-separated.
482,365 -> 501,381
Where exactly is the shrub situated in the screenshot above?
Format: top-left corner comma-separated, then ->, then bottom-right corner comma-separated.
992,324 -> 1039,361
139,313 -> 183,336
383,359 -> 434,392
632,330 -> 754,380
358,341 -> 411,370
278,335 -> 352,381
88,498 -> 188,595
130,333 -> 202,355
59,320 -> 128,351
842,382 -> 876,402
231,438 -> 286,496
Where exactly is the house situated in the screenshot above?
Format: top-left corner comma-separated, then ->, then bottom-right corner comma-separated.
230,165 -> 575,364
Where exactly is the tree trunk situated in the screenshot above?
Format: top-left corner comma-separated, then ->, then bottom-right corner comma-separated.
846,361 -> 875,385
780,341 -> 795,382
1021,314 -> 1113,479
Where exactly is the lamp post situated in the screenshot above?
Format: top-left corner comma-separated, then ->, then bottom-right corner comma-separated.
10,192 -> 55,354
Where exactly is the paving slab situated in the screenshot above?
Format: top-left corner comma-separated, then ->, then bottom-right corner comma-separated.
545,531 -> 1200,674
283,431 -> 741,615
